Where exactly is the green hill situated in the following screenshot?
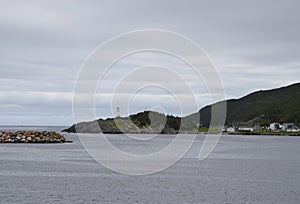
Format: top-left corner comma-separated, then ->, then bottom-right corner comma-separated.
63,82 -> 300,133
63,111 -> 184,134
196,82 -> 300,127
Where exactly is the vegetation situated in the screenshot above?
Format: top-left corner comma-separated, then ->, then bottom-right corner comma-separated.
196,83 -> 300,127
63,82 -> 300,134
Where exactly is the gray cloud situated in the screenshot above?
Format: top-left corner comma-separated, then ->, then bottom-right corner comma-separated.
0,0 -> 299,125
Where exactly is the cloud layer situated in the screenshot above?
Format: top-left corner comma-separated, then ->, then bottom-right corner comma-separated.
0,0 -> 299,125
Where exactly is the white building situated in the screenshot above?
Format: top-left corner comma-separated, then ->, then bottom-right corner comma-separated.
269,122 -> 284,131
282,123 -> 294,131
238,127 -> 254,132
226,127 -> 235,133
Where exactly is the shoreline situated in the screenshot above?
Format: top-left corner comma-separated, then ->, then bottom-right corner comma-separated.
65,131 -> 300,137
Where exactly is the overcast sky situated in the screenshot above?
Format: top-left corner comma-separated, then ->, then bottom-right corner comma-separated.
0,0 -> 299,125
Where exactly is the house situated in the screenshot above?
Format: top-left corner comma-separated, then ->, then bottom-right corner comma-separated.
222,127 -> 235,133
227,127 -> 235,133
269,122 -> 284,131
238,126 -> 254,132
282,123 -> 300,132
282,123 -> 294,131
292,127 -> 300,132
285,124 -> 300,132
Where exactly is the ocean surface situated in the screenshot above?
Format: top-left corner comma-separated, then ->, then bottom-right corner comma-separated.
0,126 -> 300,203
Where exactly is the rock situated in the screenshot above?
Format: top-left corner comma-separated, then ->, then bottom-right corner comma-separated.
0,131 -> 71,144
24,131 -> 32,136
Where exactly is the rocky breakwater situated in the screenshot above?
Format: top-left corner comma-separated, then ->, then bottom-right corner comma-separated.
0,131 -> 72,143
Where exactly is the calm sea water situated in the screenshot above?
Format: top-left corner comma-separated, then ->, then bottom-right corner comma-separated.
0,126 -> 67,132
0,126 -> 300,203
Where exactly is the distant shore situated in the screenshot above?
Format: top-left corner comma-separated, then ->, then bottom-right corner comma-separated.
225,132 -> 300,136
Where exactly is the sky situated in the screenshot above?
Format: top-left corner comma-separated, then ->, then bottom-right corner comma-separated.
0,0 -> 299,125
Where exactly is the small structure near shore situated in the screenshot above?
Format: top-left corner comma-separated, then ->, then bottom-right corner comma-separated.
238,126 -> 254,132
0,131 -> 72,143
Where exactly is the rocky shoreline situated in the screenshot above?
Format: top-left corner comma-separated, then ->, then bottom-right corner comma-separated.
0,131 -> 72,143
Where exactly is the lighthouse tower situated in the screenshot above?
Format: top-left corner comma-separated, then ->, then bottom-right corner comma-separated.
116,107 -> 120,118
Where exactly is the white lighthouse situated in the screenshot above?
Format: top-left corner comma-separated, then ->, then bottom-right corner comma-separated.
116,107 -> 120,118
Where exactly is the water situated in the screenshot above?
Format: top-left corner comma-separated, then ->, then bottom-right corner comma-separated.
0,126 -> 67,132
0,127 -> 300,203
